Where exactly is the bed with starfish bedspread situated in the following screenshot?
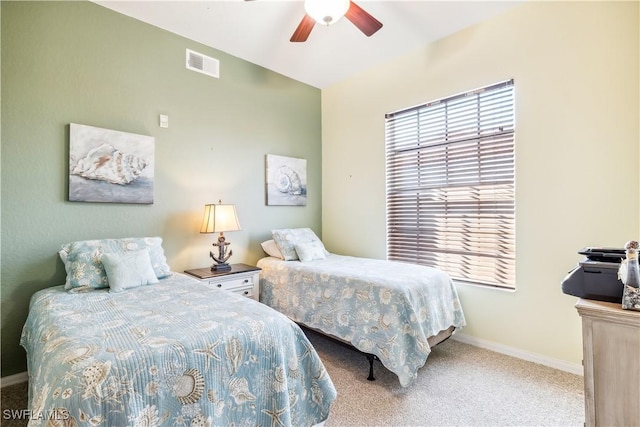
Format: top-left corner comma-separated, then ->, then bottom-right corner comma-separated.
20,273 -> 336,427
258,252 -> 466,387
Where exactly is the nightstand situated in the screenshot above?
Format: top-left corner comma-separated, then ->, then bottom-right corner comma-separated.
184,263 -> 261,301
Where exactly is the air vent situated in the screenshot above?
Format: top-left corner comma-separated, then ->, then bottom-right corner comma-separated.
186,49 -> 219,79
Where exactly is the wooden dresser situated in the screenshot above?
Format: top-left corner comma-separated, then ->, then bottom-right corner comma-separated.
575,299 -> 640,427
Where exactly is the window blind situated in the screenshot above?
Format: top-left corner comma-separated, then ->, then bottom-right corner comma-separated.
385,80 -> 515,289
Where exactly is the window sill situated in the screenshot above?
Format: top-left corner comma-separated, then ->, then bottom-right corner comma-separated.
453,280 -> 516,293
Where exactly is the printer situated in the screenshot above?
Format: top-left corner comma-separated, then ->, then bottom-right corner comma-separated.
561,247 -> 626,303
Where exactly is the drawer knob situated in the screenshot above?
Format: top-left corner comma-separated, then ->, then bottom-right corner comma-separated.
216,283 -> 222,288
243,279 -> 249,283
243,291 -> 249,295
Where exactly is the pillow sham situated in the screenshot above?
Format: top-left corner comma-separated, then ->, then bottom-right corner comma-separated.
101,249 -> 159,293
58,249 -> 71,288
294,240 -> 327,262
60,237 -> 171,291
261,240 -> 284,259
271,228 -> 327,261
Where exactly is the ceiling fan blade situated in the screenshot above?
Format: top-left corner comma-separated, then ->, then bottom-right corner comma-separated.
290,14 -> 315,42
345,1 -> 383,37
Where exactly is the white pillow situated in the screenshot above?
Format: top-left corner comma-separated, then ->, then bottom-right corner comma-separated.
261,240 -> 284,259
295,241 -> 327,262
101,249 -> 159,293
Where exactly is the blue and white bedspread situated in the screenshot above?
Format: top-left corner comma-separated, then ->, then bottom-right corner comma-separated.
258,255 -> 466,387
20,273 -> 336,427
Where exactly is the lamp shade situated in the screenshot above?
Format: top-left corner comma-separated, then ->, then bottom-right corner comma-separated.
200,203 -> 241,234
304,0 -> 350,25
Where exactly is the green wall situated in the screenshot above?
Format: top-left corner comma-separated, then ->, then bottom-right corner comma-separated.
1,1 -> 322,377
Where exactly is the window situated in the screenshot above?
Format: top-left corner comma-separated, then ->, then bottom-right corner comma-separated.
385,80 -> 515,289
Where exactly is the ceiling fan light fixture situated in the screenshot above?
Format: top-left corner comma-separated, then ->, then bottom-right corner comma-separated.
304,0 -> 350,26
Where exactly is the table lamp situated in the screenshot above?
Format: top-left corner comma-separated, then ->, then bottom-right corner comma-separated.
200,200 -> 241,270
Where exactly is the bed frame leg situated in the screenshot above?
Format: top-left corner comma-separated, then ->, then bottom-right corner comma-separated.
366,354 -> 376,381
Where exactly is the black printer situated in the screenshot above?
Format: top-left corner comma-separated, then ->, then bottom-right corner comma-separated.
561,247 -> 626,303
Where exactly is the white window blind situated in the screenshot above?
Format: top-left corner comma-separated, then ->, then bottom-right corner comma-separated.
385,80 -> 515,289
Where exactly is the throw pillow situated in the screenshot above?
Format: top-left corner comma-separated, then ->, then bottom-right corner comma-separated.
101,249 -> 159,293
294,240 -> 327,262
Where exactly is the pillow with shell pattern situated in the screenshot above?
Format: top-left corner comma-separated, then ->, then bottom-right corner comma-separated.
59,237 -> 171,292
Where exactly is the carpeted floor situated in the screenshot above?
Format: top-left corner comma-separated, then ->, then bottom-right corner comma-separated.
1,331 -> 584,427
306,330 -> 585,426
1,381 -> 28,427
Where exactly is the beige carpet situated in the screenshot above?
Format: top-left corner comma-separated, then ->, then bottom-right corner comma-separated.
1,331 -> 584,427
303,329 -> 585,427
1,381 -> 28,427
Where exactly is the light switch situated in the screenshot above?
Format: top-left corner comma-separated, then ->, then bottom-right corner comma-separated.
159,114 -> 169,128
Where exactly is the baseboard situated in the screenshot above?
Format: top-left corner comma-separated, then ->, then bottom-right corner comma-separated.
452,333 -> 584,376
1,372 -> 28,388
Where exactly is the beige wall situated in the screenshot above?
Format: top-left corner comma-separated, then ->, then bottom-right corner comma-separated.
321,1 -> 639,367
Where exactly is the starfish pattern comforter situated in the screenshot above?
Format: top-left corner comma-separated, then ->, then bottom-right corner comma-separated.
258,254 -> 466,387
20,273 -> 336,427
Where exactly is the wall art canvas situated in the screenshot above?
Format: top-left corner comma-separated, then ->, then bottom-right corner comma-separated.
69,123 -> 155,204
266,154 -> 307,206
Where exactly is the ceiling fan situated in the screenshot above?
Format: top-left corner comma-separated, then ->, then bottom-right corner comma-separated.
289,0 -> 383,42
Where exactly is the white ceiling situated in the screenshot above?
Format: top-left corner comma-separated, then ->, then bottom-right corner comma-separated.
95,0 -> 521,89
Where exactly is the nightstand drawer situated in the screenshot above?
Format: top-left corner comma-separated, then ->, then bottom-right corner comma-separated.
206,277 -> 253,291
230,286 -> 255,299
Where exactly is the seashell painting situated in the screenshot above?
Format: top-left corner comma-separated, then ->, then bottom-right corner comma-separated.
69,123 -> 154,204
265,154 -> 307,206
72,143 -> 147,185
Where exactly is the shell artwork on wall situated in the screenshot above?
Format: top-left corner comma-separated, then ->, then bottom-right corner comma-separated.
265,154 -> 307,206
274,165 -> 302,195
71,143 -> 148,185
69,123 -> 155,204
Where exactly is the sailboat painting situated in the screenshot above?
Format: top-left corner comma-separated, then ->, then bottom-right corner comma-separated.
266,154 -> 307,206
69,123 -> 154,204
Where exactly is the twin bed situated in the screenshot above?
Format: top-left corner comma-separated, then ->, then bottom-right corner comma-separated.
21,232 -> 466,426
257,230 -> 466,387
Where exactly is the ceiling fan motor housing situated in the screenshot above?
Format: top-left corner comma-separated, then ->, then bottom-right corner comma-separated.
305,0 -> 350,25
291,0 -> 383,42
